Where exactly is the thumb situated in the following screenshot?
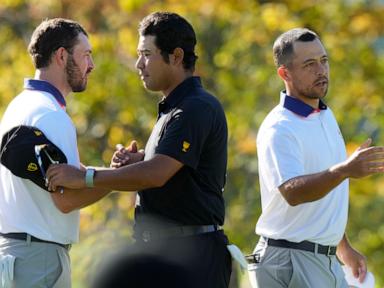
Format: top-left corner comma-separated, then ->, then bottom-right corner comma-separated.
128,140 -> 138,153
357,138 -> 372,151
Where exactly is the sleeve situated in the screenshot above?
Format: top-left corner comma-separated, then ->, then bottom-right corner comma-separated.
257,124 -> 305,191
155,99 -> 214,169
34,112 -> 80,168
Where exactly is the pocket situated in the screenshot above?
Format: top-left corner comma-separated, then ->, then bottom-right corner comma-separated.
50,247 -> 71,288
0,254 -> 16,288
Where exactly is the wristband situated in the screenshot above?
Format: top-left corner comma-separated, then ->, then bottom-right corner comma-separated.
85,167 -> 95,188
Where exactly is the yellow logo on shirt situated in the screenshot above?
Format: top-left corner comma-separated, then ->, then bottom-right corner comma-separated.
182,141 -> 190,152
27,163 -> 38,171
34,130 -> 42,136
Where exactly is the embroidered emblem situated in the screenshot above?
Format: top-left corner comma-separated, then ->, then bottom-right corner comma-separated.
182,141 -> 190,152
27,162 -> 38,171
34,130 -> 42,136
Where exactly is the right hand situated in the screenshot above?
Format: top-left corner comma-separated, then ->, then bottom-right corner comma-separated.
337,138 -> 384,178
110,140 -> 144,168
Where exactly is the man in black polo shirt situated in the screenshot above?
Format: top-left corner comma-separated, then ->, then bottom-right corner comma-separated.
47,12 -> 232,287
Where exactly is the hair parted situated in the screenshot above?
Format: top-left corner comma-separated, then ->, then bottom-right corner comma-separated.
273,28 -> 319,67
28,18 -> 88,69
138,12 -> 198,71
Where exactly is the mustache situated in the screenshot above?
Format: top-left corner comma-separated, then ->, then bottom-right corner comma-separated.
314,77 -> 328,85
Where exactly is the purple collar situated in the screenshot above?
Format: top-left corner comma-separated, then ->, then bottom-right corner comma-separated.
282,91 -> 327,117
24,79 -> 66,108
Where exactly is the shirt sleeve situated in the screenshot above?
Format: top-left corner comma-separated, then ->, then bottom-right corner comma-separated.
155,99 -> 214,169
257,124 -> 305,190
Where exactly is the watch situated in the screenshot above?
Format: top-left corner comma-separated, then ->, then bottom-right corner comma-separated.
85,167 -> 96,188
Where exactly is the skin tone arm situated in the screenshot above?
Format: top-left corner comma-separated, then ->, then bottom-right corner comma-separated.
46,154 -> 183,192
279,139 -> 384,206
50,141 -> 145,212
337,234 -> 367,283
50,164 -> 110,213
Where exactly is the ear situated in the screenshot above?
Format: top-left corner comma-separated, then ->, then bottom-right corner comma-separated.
170,47 -> 184,66
53,47 -> 68,67
277,66 -> 290,82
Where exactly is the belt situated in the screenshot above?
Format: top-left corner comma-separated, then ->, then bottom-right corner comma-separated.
266,238 -> 337,256
139,225 -> 222,242
0,232 -> 71,250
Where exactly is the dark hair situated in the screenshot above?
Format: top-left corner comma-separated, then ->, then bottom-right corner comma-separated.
138,12 -> 198,71
273,28 -> 319,67
28,18 -> 88,68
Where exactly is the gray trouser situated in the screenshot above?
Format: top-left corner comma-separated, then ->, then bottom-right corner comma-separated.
0,236 -> 71,288
248,238 -> 348,288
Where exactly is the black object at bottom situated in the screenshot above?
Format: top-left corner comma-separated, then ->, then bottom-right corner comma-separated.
0,232 -> 71,250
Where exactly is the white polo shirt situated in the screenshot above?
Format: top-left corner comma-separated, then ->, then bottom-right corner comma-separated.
255,92 -> 348,246
0,79 -> 80,244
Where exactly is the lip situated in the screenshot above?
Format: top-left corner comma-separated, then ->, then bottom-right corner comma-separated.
314,79 -> 328,86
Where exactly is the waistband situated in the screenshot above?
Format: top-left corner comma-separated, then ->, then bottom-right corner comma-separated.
0,232 -> 71,250
137,225 -> 222,242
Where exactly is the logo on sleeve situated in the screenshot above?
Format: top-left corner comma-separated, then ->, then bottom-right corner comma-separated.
182,141 -> 190,152
27,162 -> 38,171
34,130 -> 42,136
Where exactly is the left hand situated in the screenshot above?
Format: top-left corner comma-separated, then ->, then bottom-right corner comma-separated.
337,244 -> 367,283
46,164 -> 86,191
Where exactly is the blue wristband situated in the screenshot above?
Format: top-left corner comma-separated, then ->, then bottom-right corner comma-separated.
85,168 -> 95,188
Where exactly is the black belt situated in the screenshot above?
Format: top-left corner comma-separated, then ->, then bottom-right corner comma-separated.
266,238 -> 337,256
246,238 -> 337,264
0,232 -> 71,250
139,225 -> 222,242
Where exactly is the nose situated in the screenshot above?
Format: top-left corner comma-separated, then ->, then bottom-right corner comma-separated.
89,55 -> 95,71
135,55 -> 144,71
317,62 -> 328,76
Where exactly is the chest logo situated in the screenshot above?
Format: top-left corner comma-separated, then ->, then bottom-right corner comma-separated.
182,141 -> 190,152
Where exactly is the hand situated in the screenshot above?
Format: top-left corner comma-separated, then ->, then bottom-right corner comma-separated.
110,140 -> 144,168
336,138 -> 384,178
337,241 -> 367,283
46,164 -> 86,191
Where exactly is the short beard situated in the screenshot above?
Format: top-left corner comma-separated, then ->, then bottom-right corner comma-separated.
66,54 -> 86,92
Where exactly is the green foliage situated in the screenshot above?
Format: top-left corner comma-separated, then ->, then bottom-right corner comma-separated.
1,0 -> 384,286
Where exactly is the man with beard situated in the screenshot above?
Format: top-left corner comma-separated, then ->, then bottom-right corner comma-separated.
0,18 -> 110,287
247,28 -> 384,287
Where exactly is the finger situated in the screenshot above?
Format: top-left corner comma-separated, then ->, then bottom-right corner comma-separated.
357,138 -> 372,151
115,143 -> 124,151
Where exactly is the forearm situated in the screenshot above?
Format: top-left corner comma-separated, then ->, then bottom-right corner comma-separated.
279,163 -> 348,206
93,159 -> 172,191
51,187 -> 110,213
336,234 -> 349,258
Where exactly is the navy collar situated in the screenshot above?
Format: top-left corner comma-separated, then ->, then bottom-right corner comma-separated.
159,76 -> 202,113
24,79 -> 66,108
282,91 -> 327,117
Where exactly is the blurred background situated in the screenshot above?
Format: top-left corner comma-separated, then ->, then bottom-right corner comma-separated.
1,0 -> 384,287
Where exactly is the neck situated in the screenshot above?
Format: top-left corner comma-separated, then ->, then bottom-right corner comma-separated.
285,87 -> 319,109
34,68 -> 70,98
162,70 -> 193,97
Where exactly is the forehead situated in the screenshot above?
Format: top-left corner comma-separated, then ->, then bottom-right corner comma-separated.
291,38 -> 327,63
137,35 -> 157,50
73,33 -> 91,52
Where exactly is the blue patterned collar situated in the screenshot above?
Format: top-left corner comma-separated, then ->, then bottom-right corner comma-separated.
281,91 -> 327,117
24,79 -> 66,108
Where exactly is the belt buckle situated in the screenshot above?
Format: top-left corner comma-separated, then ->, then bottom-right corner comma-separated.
326,246 -> 333,256
142,231 -> 151,242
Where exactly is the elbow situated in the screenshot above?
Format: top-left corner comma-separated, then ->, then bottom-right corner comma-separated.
51,196 -> 77,214
55,203 -> 76,214
281,191 -> 301,206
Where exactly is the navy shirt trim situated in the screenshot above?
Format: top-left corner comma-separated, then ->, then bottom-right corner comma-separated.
24,79 -> 66,108
282,91 -> 327,117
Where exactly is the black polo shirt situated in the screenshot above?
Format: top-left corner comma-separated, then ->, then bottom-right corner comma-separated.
135,76 -> 228,230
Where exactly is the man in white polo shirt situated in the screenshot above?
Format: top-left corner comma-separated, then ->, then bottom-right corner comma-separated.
0,18 -> 110,287
248,28 -> 384,287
